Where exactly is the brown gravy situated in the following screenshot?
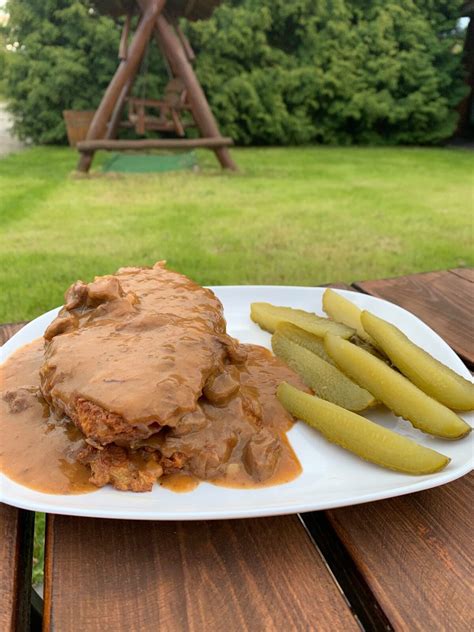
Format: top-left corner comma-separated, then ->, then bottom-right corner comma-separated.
160,474 -> 200,493
212,434 -> 301,489
1,338 -> 302,495
0,339 -> 96,494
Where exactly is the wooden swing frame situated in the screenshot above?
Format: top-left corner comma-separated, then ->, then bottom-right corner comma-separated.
77,0 -> 236,172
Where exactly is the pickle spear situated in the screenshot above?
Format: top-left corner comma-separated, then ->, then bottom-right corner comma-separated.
361,311 -> 474,411
272,331 -> 375,411
250,302 -> 354,338
275,322 -> 333,364
277,382 -> 450,475
323,289 -> 374,343
324,334 -> 471,439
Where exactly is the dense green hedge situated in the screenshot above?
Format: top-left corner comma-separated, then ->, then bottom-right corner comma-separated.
3,0 -> 467,145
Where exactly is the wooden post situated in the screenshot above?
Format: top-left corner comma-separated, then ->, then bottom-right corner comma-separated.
77,0 -> 166,172
176,24 -> 195,62
118,13 -> 132,60
154,14 -> 237,170
106,76 -> 134,140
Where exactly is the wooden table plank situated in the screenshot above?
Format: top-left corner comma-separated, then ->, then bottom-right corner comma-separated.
44,514 -> 359,632
328,473 -> 474,631
449,267 -> 474,283
1,324 -> 35,632
326,270 -> 474,631
353,270 -> 474,366
0,322 -> 28,346
0,505 -> 35,632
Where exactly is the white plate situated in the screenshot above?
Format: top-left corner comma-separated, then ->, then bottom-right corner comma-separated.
1,286 -> 473,520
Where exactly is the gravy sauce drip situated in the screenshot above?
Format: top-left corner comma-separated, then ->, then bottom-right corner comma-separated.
1,264 -> 306,494
159,344 -> 303,487
0,339 -> 96,494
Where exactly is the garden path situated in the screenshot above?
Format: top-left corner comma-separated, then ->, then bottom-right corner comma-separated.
0,102 -> 25,156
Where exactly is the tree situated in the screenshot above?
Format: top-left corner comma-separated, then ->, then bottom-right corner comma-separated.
186,0 -> 468,145
4,1 -> 121,143
3,0 -> 468,145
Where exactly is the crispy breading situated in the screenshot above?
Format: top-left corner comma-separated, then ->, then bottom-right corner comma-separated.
77,444 -> 164,493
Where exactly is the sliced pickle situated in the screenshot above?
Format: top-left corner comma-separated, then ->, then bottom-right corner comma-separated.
323,289 -> 374,343
324,334 -> 471,440
272,330 -> 375,411
277,382 -> 450,475
361,311 -> 474,411
275,322 -> 333,364
250,302 -> 354,338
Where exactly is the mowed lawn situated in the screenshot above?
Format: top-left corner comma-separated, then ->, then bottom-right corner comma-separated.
0,145 -> 472,323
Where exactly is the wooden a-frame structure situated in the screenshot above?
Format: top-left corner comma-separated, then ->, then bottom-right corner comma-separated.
77,0 -> 236,172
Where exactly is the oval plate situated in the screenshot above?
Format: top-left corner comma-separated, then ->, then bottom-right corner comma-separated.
1,286 -> 472,520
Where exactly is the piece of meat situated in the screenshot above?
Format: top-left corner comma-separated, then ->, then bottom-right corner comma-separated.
2,387 -> 38,414
77,444 -> 164,492
40,263 -> 237,444
203,366 -> 240,405
242,429 -> 282,481
39,262 -> 307,492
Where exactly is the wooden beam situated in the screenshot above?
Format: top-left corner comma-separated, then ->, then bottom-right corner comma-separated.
106,75 -> 135,140
77,137 -> 233,151
118,13 -> 132,60
154,15 -> 237,170
176,24 -> 195,62
77,0 -> 166,172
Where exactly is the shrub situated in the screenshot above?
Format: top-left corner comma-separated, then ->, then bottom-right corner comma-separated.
4,1 -> 121,143
3,0 -> 467,145
187,0 -> 467,145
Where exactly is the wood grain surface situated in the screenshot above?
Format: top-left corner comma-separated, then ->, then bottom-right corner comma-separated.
0,322 -> 27,346
43,515 -> 358,632
353,269 -> 474,366
449,268 -> 474,283
328,473 -> 474,632
0,505 -> 34,632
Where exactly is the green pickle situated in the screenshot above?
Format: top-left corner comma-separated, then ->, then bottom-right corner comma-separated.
324,334 -> 471,440
275,322 -> 334,364
361,311 -> 474,411
272,330 -> 375,412
277,382 -> 450,475
250,302 -> 354,338
322,289 -> 374,343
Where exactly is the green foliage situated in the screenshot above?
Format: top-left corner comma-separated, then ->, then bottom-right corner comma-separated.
0,24 -> 8,97
2,0 -> 468,145
187,0 -> 468,145
4,0 -> 121,143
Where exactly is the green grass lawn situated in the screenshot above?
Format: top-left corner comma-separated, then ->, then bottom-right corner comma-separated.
0,145 -> 472,324
1,144 -> 472,585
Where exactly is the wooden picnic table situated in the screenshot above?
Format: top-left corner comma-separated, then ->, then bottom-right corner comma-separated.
0,269 -> 472,632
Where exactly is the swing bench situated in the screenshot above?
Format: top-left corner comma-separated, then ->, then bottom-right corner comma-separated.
76,0 -> 236,173
126,77 -> 193,136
